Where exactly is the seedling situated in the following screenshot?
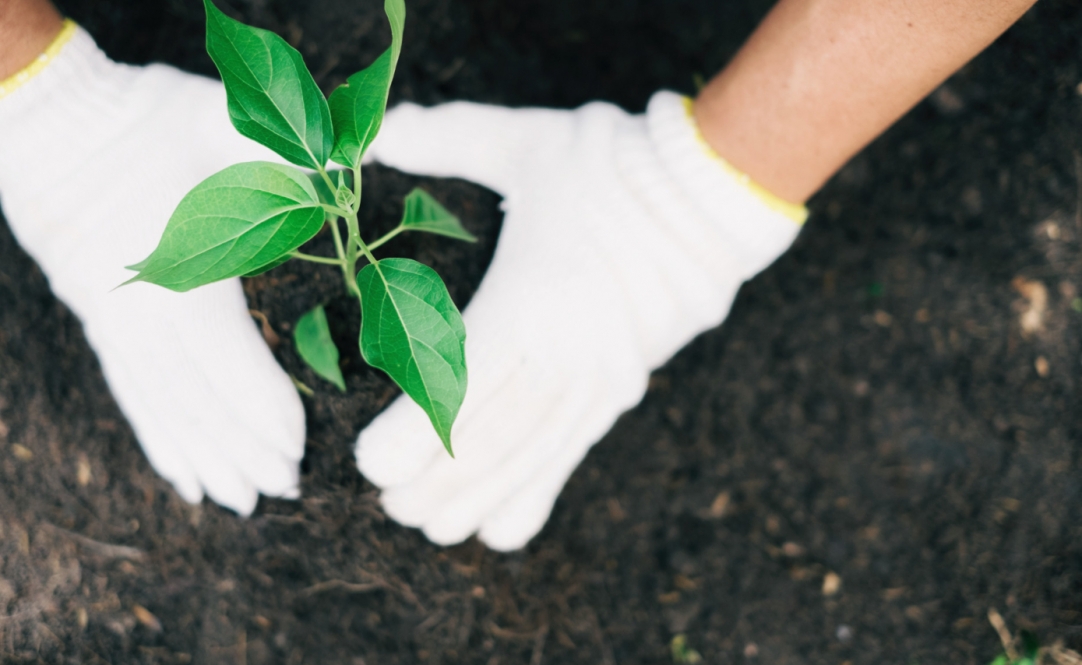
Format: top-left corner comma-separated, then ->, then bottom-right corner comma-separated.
124,0 -> 471,455
670,634 -> 702,664
986,608 -> 1082,665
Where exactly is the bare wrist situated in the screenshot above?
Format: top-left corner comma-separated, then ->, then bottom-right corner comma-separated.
0,0 -> 63,81
692,0 -> 1037,205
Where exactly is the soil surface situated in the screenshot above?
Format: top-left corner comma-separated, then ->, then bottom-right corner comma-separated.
1,0 -> 1080,663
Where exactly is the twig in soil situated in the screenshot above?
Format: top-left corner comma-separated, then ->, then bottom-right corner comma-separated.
1047,642 -> 1082,665
586,608 -> 615,665
300,579 -> 384,596
531,622 -> 549,665
248,309 -> 280,349
458,597 -> 475,646
207,629 -> 247,665
988,608 -> 1019,661
414,609 -> 447,635
1073,150 -> 1082,232
484,618 -> 550,663
237,629 -> 246,665
42,523 -> 145,562
487,622 -> 545,641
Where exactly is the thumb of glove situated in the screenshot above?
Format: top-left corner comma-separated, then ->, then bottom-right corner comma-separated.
370,101 -> 575,196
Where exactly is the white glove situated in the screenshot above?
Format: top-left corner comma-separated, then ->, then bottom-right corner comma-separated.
357,91 -> 807,550
0,24 -> 305,514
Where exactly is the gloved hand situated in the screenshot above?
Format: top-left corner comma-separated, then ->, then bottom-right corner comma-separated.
0,24 -> 305,514
357,91 -> 807,550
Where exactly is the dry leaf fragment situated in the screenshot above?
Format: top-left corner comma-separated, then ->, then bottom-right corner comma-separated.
708,491 -> 730,518
782,542 -> 805,557
1012,276 -> 1048,335
822,572 -> 842,596
77,453 -> 92,486
1048,641 -> 1082,665
674,574 -> 699,591
249,309 -> 281,349
132,604 -> 162,632
606,497 -> 627,522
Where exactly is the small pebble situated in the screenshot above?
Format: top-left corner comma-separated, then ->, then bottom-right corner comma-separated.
782,542 -> 805,557
77,454 -> 92,486
708,491 -> 730,518
132,604 -> 162,632
822,572 -> 842,596
836,625 -> 853,642
743,643 -> 759,658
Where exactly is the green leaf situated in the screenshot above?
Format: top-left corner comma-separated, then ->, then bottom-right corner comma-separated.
327,0 -> 406,167
1019,631 -> 1040,659
295,305 -> 346,391
242,253 -> 291,277
126,162 -> 325,292
357,258 -> 466,454
307,170 -> 354,220
988,656 -> 1009,665
400,188 -> 476,242
204,0 -> 333,169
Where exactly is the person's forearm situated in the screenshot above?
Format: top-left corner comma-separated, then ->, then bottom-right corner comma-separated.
695,0 -> 1037,204
0,0 -> 62,80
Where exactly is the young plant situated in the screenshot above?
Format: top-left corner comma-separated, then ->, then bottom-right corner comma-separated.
124,0 -> 472,455
985,608 -> 1082,665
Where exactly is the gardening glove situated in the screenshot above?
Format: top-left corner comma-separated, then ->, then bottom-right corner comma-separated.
0,23 -> 305,515
356,92 -> 807,550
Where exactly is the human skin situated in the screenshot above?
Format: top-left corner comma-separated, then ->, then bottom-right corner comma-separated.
0,0 -> 62,80
695,0 -> 1040,204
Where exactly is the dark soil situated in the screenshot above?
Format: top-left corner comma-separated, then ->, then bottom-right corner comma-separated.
1,0 -> 1080,663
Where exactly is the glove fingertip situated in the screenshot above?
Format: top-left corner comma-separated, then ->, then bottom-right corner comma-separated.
366,101 -> 528,194
170,474 -> 205,506
203,474 -> 259,517
355,397 -> 443,487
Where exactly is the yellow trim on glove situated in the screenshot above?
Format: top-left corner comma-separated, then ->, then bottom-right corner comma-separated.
0,19 -> 78,101
681,97 -> 808,225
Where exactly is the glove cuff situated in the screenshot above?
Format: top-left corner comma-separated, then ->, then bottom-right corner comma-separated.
0,24 -> 149,192
646,90 -> 806,277
0,18 -> 78,100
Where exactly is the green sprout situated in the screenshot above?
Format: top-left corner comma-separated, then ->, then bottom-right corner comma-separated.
124,0 -> 472,455
670,634 -> 702,664
986,608 -> 1082,665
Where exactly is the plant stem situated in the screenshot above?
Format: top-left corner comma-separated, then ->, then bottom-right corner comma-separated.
341,165 -> 366,299
321,203 -> 353,219
316,165 -> 338,197
326,216 -> 353,289
365,225 -> 405,253
350,165 -> 379,267
290,250 -> 345,266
